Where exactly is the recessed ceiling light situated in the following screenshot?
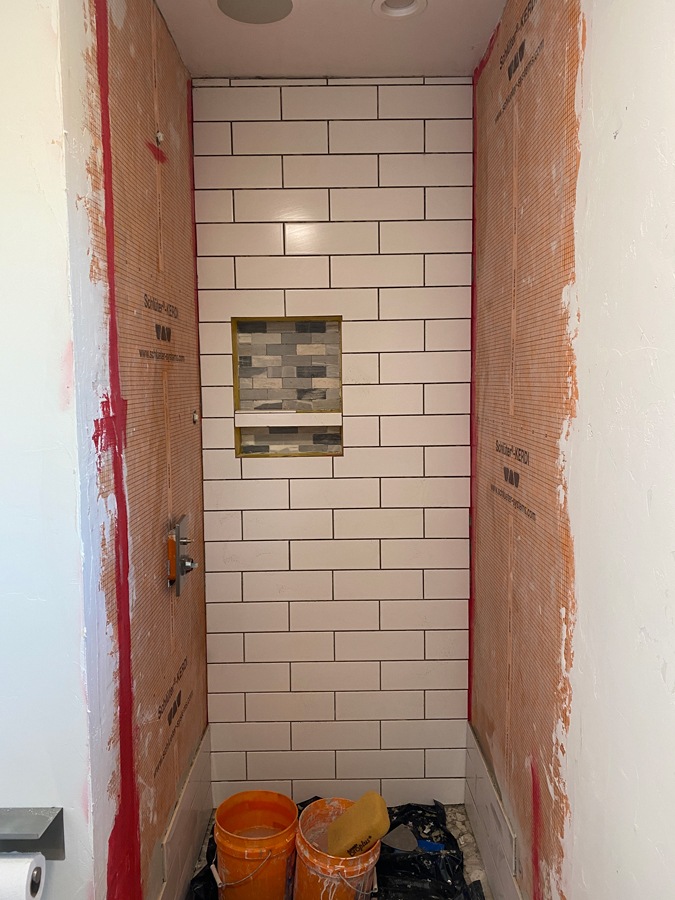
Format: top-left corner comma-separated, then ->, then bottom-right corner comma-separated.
371,0 -> 427,19
217,0 -> 293,25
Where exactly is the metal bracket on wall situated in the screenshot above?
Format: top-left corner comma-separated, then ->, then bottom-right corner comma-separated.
167,515 -> 198,597
0,807 -> 65,860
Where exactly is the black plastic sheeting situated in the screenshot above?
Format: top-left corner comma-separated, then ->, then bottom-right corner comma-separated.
186,800 -> 485,900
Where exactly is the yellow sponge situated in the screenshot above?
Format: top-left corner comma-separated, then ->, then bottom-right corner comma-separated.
327,792 -> 390,857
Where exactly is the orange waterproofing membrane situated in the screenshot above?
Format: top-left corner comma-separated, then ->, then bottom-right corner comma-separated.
88,0 -> 207,895
472,0 -> 580,896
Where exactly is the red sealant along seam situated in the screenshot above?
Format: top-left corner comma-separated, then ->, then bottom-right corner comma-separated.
92,0 -> 142,896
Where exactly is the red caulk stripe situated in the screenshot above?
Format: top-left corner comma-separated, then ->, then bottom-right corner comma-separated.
93,0 -> 142,896
146,139 -> 168,163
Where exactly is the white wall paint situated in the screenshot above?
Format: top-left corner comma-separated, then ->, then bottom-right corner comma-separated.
0,1 -> 114,897
565,1 -> 675,894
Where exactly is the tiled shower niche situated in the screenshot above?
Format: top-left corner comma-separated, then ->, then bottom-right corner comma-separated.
232,317 -> 343,457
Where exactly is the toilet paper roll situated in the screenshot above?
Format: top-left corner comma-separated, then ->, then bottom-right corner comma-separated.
0,853 -> 45,900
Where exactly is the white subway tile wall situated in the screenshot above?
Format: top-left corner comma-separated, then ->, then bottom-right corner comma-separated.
195,77 -> 472,806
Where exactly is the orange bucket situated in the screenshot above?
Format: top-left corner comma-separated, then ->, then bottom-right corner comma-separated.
214,790 -> 298,900
294,798 -> 380,900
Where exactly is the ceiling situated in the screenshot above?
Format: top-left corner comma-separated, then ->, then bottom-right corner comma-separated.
155,0 -> 507,79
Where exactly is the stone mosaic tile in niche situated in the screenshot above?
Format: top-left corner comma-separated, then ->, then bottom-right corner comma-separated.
234,318 -> 341,412
239,425 -> 343,457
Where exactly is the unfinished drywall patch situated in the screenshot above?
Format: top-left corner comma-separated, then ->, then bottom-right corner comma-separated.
564,0 -> 675,895
472,0 -> 581,895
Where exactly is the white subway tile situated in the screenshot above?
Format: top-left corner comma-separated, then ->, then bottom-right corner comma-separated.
426,187 -> 473,220
286,289 -> 378,321
425,253 -> 472,286
208,693 -> 245,722
201,386 -> 234,419
425,690 -> 468,719
201,418 -> 234,449
195,190 -> 234,223
208,662 -> 289,692
290,601 -> 379,632
334,507 -> 423,539
197,223 -> 283,257
425,630 -> 469,660
381,477 -> 470,508
379,85 -> 472,119
334,570 -> 422,600
380,154 -> 472,187
425,749 -> 466,778
246,631 -> 334,662
329,120 -> 423,153
382,719 -> 466,749
425,319 -> 471,350
193,86 -> 280,121
206,541 -> 289,572
380,286 -> 471,320
425,508 -> 469,538
213,781 -> 292,805
242,456 -> 332,479
248,751 -> 334,781
331,255 -> 424,288
330,188 -> 424,221
282,86 -> 377,119
204,479 -> 288,510
291,540 -> 379,570
293,721 -> 380,751
207,601 -> 288,633
381,221 -> 472,254
211,752 -> 246,781
246,692 -> 335,722
342,384 -> 422,416
291,478 -> 380,509
284,155 -> 378,188
199,322 -> 233,355
292,781 -> 381,803
233,121 -> 327,155
243,509 -> 332,540
380,351 -> 471,384
382,778 -> 464,806
342,320 -> 424,352
193,78 -> 231,87
342,416 -> 380,447
211,722 -> 290,752
425,120 -> 473,152
236,256 -> 329,289
424,384 -> 471,415
424,77 -> 472,84
342,354 -> 379,384
336,691 -> 424,721
204,510 -> 242,541
425,446 -> 471,476
381,659 -> 468,690
424,569 -> 470,599
200,354 -> 233,386
206,572 -> 242,603
207,633 -> 244,663
244,570 -> 333,602
381,415 -> 470,447
193,122 -> 232,155
328,77 -> 423,85
381,600 -> 469,631
337,750 -> 423,779
334,448 -> 423,479
292,662 -> 379,691
335,630 -> 424,661
197,257 -> 235,289
381,539 -> 469,569
285,222 -> 378,255
193,156 -> 282,189
199,289 -> 284,321
232,78 -> 326,86
234,189 -> 329,222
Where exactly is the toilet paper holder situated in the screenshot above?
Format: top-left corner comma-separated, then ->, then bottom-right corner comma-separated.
0,808 -> 64,860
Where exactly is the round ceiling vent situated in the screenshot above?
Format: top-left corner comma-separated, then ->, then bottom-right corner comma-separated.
371,0 -> 428,18
217,0 -> 293,25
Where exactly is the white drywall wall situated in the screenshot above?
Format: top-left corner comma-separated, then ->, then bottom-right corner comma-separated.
565,0 -> 675,894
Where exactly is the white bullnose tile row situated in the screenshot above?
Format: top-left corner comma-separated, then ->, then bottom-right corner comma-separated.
195,78 -> 473,804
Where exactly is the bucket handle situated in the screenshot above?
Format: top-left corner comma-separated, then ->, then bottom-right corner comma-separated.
337,870 -> 376,897
210,852 -> 272,889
